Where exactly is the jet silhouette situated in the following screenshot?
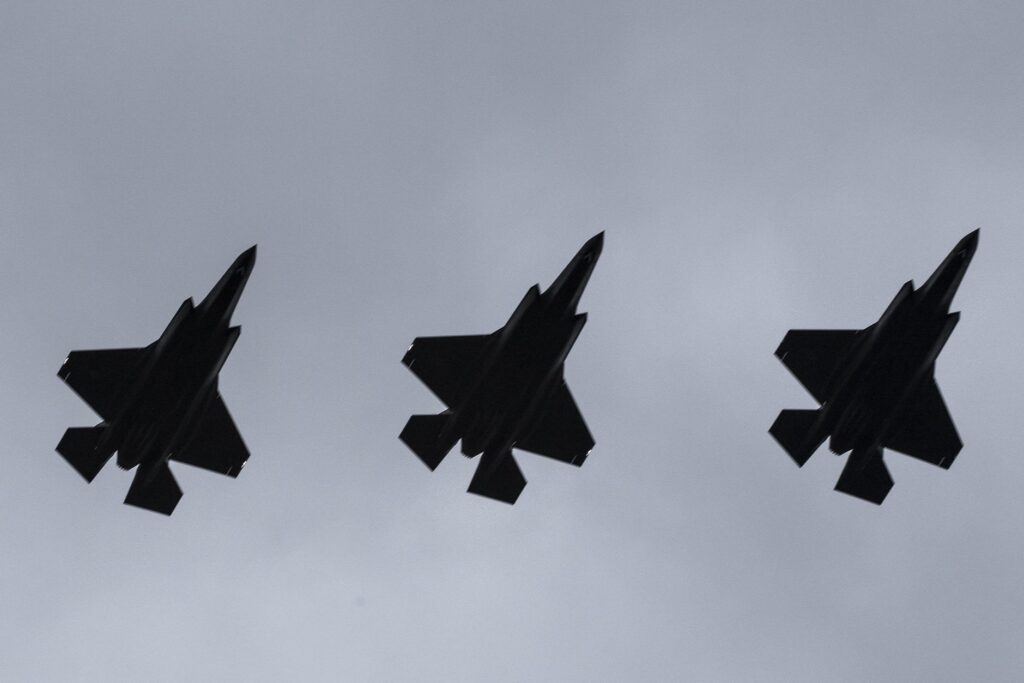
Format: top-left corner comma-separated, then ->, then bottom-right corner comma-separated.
401,233 -> 602,504
56,246 -> 255,515
770,230 -> 978,504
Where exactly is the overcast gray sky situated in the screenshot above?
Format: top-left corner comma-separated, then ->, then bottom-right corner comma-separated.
3,2 -> 1024,681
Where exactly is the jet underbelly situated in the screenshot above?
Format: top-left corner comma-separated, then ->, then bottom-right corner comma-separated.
458,340 -> 558,455
830,319 -> 947,454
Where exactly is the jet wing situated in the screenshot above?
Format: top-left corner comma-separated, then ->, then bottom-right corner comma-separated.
835,446 -> 893,505
468,449 -> 526,504
58,347 -> 148,420
124,461 -> 182,515
402,334 -> 493,406
516,381 -> 594,466
172,393 -> 249,477
775,329 -> 860,403
884,379 -> 962,469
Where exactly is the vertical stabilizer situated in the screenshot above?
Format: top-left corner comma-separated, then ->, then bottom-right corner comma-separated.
400,413 -> 457,470
467,449 -> 526,504
124,462 -> 182,515
769,409 -> 826,466
834,446 -> 892,505
56,425 -> 113,482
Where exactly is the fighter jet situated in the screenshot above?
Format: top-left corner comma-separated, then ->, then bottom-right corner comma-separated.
770,230 -> 977,504
56,246 -> 256,515
400,233 -> 602,504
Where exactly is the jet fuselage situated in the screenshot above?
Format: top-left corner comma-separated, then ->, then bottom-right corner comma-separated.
455,293 -> 586,457
400,233 -> 601,503
813,231 -> 977,455
447,233 -> 602,458
102,247 -> 255,471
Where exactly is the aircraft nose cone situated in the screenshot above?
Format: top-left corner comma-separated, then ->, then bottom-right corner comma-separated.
948,230 -> 979,264
959,229 -> 979,253
234,245 -> 258,271
583,231 -> 604,260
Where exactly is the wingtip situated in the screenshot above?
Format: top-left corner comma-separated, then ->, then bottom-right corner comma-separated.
401,341 -> 416,367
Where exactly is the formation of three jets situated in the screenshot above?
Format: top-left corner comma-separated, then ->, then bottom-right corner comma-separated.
55,230 -> 977,513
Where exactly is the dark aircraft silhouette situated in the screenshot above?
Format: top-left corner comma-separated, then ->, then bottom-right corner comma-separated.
56,247 -> 255,515
400,233 -> 602,504
770,230 -> 977,504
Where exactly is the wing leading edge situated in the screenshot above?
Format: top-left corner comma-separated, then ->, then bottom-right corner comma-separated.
58,347 -> 148,420
402,334 -> 493,406
171,393 -> 249,477
516,381 -> 594,466
775,329 -> 860,403
885,378 -> 962,469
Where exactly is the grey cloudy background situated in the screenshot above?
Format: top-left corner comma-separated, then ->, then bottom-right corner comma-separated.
2,2 -> 1023,681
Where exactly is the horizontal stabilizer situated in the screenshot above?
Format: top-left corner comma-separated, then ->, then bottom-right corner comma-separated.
835,447 -> 892,505
885,379 -> 961,469
58,347 -> 147,420
124,462 -> 182,515
769,409 -> 824,466
400,413 -> 457,470
172,393 -> 249,477
402,334 -> 492,406
467,450 -> 526,504
517,381 -> 593,466
56,425 -> 112,482
775,329 -> 859,403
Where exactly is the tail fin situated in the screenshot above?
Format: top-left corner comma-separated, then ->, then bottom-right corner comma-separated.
124,462 -> 182,515
835,446 -> 893,505
467,450 -> 526,504
56,425 -> 113,482
769,409 -> 825,466
399,413 -> 457,470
